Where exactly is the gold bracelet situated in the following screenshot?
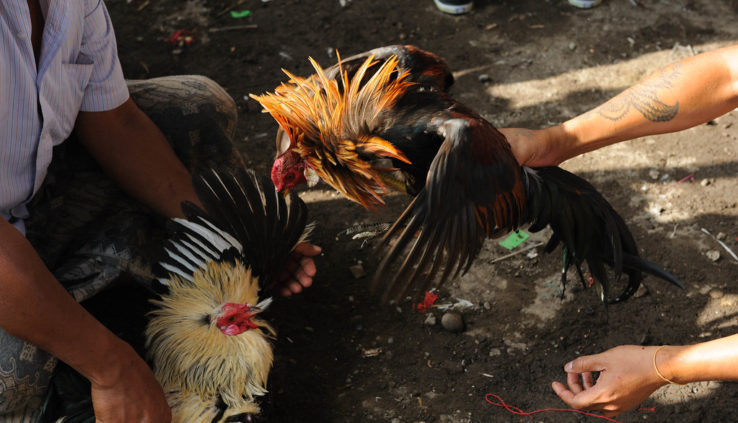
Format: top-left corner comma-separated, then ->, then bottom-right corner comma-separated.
653,345 -> 684,385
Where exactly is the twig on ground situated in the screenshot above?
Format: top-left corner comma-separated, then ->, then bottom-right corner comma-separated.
701,228 -> 738,262
208,24 -> 258,33
490,242 -> 545,264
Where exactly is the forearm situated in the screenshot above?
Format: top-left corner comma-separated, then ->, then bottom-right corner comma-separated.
657,334 -> 738,385
553,44 -> 738,163
75,98 -> 199,219
0,220 -> 132,385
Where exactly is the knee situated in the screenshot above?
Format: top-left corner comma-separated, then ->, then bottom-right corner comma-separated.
127,75 -> 238,139
182,75 -> 238,131
0,335 -> 56,415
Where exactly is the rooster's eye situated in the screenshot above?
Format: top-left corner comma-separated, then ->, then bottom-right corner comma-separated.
284,173 -> 295,182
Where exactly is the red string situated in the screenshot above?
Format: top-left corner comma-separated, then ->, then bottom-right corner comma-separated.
485,393 -> 622,423
414,291 -> 439,313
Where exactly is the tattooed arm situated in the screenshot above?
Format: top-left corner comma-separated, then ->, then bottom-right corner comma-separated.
502,43 -> 738,167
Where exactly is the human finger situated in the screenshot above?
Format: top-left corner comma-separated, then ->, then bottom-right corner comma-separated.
581,371 -> 595,389
566,371 -> 584,394
294,242 -> 322,257
277,256 -> 300,283
298,255 -> 316,279
566,354 -> 604,374
551,381 -> 577,406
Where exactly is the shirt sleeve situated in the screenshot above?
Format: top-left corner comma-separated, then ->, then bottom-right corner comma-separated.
78,0 -> 129,112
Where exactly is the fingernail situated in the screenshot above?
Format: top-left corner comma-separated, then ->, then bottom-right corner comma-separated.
566,361 -> 573,371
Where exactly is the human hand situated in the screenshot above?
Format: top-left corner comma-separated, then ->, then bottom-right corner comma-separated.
498,127 -> 564,167
551,345 -> 667,418
90,344 -> 171,422
276,242 -> 321,296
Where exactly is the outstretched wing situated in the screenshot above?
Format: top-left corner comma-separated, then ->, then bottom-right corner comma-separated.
371,116 -> 525,302
156,167 -> 309,289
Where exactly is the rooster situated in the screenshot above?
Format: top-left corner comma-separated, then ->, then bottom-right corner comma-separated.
146,167 -> 310,422
251,44 -> 682,303
41,167 -> 310,423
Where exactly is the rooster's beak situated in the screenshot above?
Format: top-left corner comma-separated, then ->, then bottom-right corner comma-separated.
252,297 -> 274,314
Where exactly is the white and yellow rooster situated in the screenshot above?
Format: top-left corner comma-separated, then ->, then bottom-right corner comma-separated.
146,167 -> 310,422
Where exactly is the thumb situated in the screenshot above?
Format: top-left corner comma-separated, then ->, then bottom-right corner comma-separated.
565,354 -> 604,374
295,241 -> 322,256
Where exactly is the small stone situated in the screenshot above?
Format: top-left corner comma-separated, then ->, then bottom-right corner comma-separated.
716,232 -> 726,240
424,314 -> 437,326
441,311 -> 465,333
478,74 -> 492,83
483,301 -> 491,310
568,41 -> 577,51
488,348 -> 502,357
349,263 -> 366,279
633,284 -> 650,298
700,179 -> 711,186
648,169 -> 659,180
709,288 -> 724,299
706,250 -> 721,262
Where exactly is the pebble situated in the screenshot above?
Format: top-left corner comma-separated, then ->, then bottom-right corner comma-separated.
633,284 -> 650,298
488,348 -> 502,357
424,314 -> 437,326
700,178 -> 711,186
706,250 -> 721,262
349,263 -> 366,279
648,169 -> 659,180
717,232 -> 726,240
568,41 -> 577,50
478,73 -> 492,83
441,311 -> 465,333
709,288 -> 724,299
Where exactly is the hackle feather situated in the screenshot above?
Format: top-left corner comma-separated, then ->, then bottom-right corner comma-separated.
251,54 -> 414,209
146,262 -> 274,410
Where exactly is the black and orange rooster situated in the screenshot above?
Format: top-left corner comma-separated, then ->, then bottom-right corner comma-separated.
146,167 -> 310,422
251,44 -> 681,303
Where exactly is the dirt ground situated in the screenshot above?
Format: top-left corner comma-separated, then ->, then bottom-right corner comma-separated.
103,0 -> 738,421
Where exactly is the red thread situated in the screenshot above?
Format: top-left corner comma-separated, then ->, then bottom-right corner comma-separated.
637,407 -> 656,412
166,29 -> 196,46
414,291 -> 439,313
677,173 -> 695,184
485,393 -> 622,423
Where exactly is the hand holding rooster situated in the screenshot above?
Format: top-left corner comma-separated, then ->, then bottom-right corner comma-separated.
502,43 -> 738,167
277,242 -> 321,296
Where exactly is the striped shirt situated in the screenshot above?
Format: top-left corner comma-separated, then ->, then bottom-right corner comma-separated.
0,0 -> 129,235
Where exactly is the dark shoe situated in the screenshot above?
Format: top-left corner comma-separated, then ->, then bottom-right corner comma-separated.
434,0 -> 473,14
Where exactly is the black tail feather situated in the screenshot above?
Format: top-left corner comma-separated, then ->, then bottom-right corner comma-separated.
523,166 -> 680,304
156,167 -> 309,290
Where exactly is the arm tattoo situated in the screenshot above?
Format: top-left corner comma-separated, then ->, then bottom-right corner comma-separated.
595,63 -> 682,122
